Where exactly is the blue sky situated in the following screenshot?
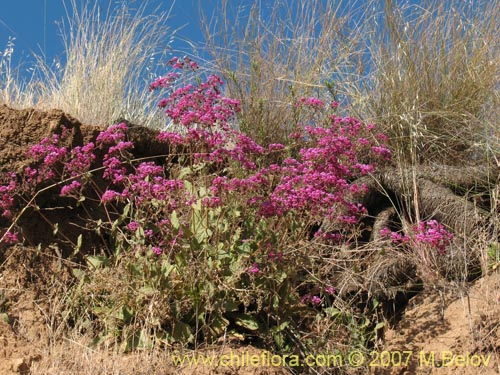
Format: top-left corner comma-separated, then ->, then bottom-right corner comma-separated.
0,0 -> 211,70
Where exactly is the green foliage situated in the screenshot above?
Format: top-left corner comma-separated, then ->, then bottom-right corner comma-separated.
69,188 -> 296,348
487,242 -> 500,270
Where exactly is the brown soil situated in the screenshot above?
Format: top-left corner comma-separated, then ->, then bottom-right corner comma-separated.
375,274 -> 500,375
1,106 -> 499,374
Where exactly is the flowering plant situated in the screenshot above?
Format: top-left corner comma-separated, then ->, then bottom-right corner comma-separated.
0,57 -> 394,349
380,219 -> 454,279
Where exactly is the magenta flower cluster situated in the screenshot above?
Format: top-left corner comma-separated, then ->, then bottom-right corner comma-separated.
295,96 -> 325,110
0,176 -> 16,219
150,56 -> 240,130
26,133 -> 68,183
380,219 -> 454,254
414,220 -> 454,254
208,115 -> 391,235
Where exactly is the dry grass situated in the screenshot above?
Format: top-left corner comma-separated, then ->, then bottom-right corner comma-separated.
356,0 -> 500,166
199,0 -> 366,145
197,0 -> 500,162
0,37 -> 38,108
3,0 -> 499,151
0,0 -> 175,127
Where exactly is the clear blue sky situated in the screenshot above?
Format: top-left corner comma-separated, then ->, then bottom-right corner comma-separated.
0,0 -> 211,69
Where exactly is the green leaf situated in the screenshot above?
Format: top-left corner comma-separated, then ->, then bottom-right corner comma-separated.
208,314 -> 230,337
272,331 -> 291,351
73,234 -> 83,256
0,313 -> 10,324
72,268 -> 86,280
172,320 -> 194,343
95,219 -> 103,236
139,286 -> 155,296
128,262 -> 144,277
111,203 -> 131,233
183,179 -> 193,193
86,255 -> 110,269
198,186 -> 207,198
234,314 -> 260,331
178,167 -> 193,180
324,307 -> 342,318
121,329 -> 152,352
270,321 -> 289,333
223,300 -> 240,312
121,305 -> 135,324
171,210 -> 180,230
161,261 -> 174,278
274,272 -> 288,284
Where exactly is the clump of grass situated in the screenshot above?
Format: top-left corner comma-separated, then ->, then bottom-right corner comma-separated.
0,37 -> 16,105
199,0 -> 364,146
0,37 -> 38,108
352,0 -> 500,165
37,0 -> 176,127
199,0 -> 500,163
1,1 -> 176,128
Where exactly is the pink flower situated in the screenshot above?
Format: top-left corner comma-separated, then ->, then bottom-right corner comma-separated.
101,190 -> 119,203
2,230 -> 18,244
158,131 -> 185,145
380,227 -> 392,237
372,146 -> 392,159
60,180 -> 82,196
301,294 -> 322,305
268,251 -> 284,262
149,72 -> 179,91
325,287 -> 336,295
248,263 -> 260,274
152,246 -> 163,255
311,296 -> 322,305
390,231 -> 410,243
268,143 -> 285,151
127,221 -> 140,231
296,97 -> 325,110
96,123 -> 128,145
413,220 -> 453,254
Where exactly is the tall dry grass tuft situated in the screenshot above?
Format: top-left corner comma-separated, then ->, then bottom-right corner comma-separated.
353,1 -> 500,277
1,1 -> 176,128
199,0 -> 365,146
0,37 -> 16,105
353,0 -> 500,166
0,37 -> 38,108
199,0 -> 500,162
37,0 -> 176,127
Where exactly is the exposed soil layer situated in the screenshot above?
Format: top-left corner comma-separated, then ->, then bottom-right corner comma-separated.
375,273 -> 500,375
0,105 -> 168,254
1,105 -> 499,374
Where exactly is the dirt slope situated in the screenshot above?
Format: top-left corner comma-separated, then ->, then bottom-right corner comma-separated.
377,273 -> 500,375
